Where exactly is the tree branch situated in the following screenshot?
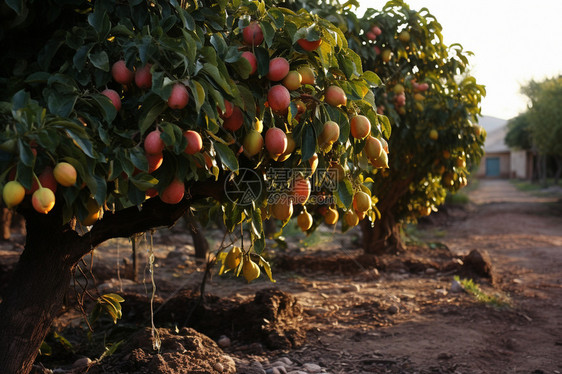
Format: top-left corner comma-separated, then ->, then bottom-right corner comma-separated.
70,177 -> 226,264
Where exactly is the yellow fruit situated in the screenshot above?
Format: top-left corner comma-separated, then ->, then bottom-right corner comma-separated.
225,246 -> 242,270
32,187 -> 55,214
2,181 -> 25,208
53,162 -> 77,187
271,200 -> 293,221
81,210 -> 100,226
242,258 -> 260,283
297,210 -> 313,231
353,191 -> 371,213
344,210 -> 359,227
324,207 -> 339,225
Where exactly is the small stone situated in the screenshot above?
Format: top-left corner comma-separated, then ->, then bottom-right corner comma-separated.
217,335 -> 231,348
425,267 -> 437,275
437,352 -> 453,360
513,278 -> 523,284
387,305 -> 399,314
277,357 -> 293,366
435,288 -> 448,296
450,279 -> 463,293
213,362 -> 224,372
341,284 -> 360,293
302,363 -> 322,373
251,360 -> 264,370
287,371 -> 308,374
72,357 -> 92,368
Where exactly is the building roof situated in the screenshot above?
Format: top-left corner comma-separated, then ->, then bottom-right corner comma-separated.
479,115 -> 510,153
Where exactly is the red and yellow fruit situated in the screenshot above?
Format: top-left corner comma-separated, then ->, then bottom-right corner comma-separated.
168,83 -> 189,109
243,130 -> 264,157
325,86 -> 347,107
183,130 -> 203,155
243,21 -> 263,46
54,162 -> 77,187
144,130 -> 164,155
265,127 -> 288,156
32,187 -> 55,214
267,57 -> 290,82
2,181 -> 25,208
101,89 -> 121,111
267,85 -> 291,114
350,115 -> 371,140
297,209 -> 313,231
161,179 -> 185,204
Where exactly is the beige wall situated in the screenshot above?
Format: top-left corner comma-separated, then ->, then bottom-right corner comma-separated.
510,150 -> 528,179
475,152 -> 511,178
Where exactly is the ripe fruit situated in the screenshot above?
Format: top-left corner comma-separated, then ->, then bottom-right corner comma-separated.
161,179 -> 185,204
265,127 -> 288,156
253,118 -> 263,132
242,258 -> 260,282
277,133 -> 295,162
364,136 -> 383,160
308,153 -> 319,175
271,200 -> 293,221
381,138 -> 389,153
414,93 -> 425,101
324,207 -> 339,225
297,38 -> 322,51
370,150 -> 389,168
325,86 -> 347,107
134,64 -> 152,89
183,130 -> 203,155
298,66 -> 315,85
344,210 -> 359,227
32,187 -> 55,214
393,84 -> 405,94
429,129 -> 439,141
111,60 -> 134,85
218,100 -> 234,119
371,25 -> 382,36
398,30 -> 410,43
101,89 -> 121,111
168,83 -> 189,109
395,93 -> 406,107
350,115 -> 371,140
2,181 -> 25,208
456,157 -> 467,168
82,199 -> 101,226
225,246 -> 242,270
28,167 -> 57,195
381,49 -> 392,63
319,121 -> 340,146
241,51 -> 257,75
443,150 -> 451,159
417,82 -> 429,92
297,210 -> 313,231
147,153 -> 163,173
292,176 -> 311,204
267,85 -> 291,114
267,57 -> 290,81
365,31 -> 377,40
328,163 -> 346,181
282,71 -> 302,91
243,21 -> 264,46
54,162 -> 77,187
353,191 -> 371,213
223,106 -> 244,131
144,130 -> 164,155
243,130 -> 264,157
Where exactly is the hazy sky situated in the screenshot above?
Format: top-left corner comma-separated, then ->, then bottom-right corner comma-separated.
359,0 -> 562,120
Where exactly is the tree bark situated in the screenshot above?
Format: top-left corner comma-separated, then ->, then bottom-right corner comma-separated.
1,207 -> 12,240
0,178 -> 225,374
184,213 -> 209,259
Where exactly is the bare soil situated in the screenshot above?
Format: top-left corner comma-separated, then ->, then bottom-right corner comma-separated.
2,179 -> 562,374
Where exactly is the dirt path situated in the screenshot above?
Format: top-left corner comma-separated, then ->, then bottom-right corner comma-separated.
16,179 -> 562,373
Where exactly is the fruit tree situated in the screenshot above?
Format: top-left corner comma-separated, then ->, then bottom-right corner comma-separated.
0,0 -> 388,372
304,0 -> 486,253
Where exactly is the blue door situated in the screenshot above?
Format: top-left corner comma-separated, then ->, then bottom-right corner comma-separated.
486,157 -> 500,177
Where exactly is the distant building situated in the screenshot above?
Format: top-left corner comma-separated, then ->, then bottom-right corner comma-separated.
474,116 -> 533,179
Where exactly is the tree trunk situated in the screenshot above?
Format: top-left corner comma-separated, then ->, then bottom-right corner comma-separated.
1,207 -> 12,240
553,156 -> 562,185
184,214 -> 209,259
0,208 -> 81,374
360,210 -> 404,255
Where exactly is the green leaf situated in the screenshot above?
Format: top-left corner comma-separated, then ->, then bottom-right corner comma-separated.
301,124 -> 316,161
6,0 -> 23,14
66,129 -> 95,158
89,50 -> 110,72
214,142 -> 238,172
17,139 -> 35,167
189,80 -> 206,113
337,179 -> 354,209
202,63 -> 232,95
260,21 -> 276,48
139,101 -> 167,135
